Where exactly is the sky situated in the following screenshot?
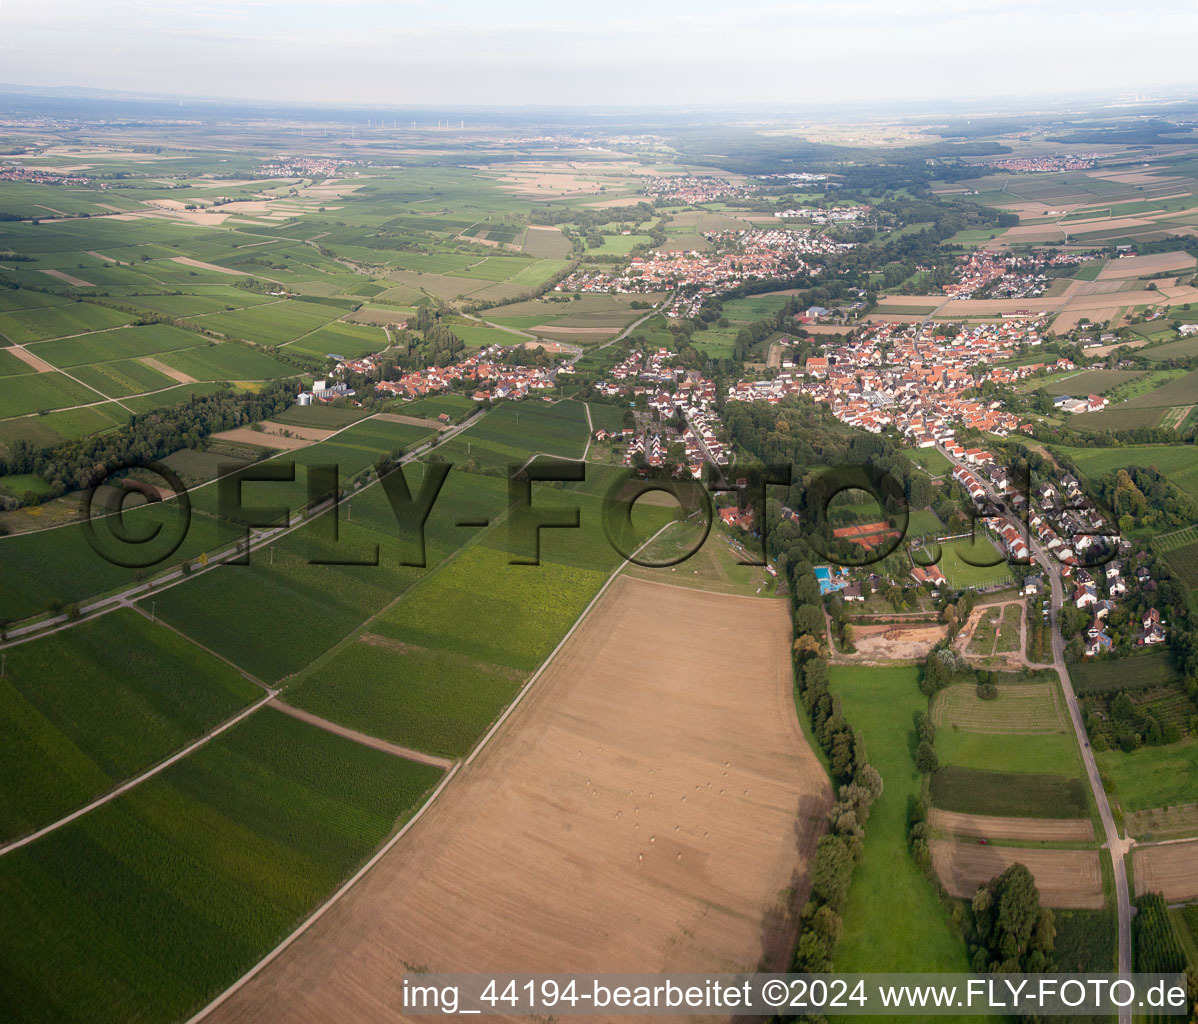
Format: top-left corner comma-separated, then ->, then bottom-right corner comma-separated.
2,0 -> 1198,111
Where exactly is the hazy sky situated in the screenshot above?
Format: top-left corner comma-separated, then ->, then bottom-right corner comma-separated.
2,0 -> 1197,109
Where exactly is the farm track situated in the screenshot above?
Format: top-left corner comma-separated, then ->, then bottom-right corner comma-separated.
196,576 -> 831,1024
937,443 -> 1133,1014
269,701 -> 455,769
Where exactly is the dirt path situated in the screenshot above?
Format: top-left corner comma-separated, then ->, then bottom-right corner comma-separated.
270,701 -> 455,770
198,577 -> 832,1023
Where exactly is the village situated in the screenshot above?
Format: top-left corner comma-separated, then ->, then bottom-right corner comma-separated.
556,227 -> 848,317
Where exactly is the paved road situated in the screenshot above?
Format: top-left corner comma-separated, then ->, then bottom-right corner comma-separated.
937,445 -> 1133,1007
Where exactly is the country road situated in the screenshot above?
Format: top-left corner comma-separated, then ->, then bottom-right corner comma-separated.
0,408 -> 484,649
937,444 -> 1133,1011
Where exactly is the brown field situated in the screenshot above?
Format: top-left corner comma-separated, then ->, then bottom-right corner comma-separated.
928,809 -> 1093,842
137,355 -> 196,384
1126,804 -> 1198,841
1097,252 -> 1197,279
38,268 -> 95,287
209,426 -> 310,450
7,345 -> 55,373
170,256 -> 250,276
373,412 -> 447,431
849,621 -> 947,661
201,577 -> 832,1024
930,840 -> 1104,908
256,420 -> 339,441
85,250 -> 120,263
1133,840 -> 1198,901
521,225 -> 572,259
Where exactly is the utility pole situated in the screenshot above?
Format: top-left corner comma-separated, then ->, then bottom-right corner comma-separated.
150,601 -> 156,623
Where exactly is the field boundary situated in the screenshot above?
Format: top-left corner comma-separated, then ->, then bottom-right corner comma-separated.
185,517 -> 676,1024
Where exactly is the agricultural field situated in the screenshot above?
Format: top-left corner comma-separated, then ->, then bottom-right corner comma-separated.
0,370 -> 102,416
192,300 -> 344,347
1163,538 -> 1198,588
29,324 -> 206,367
1053,443 -> 1198,502
0,301 -> 131,344
0,707 -> 443,1024
1070,370 -> 1198,432
828,665 -> 973,976
1071,648 -> 1178,695
200,579 -> 833,1022
930,765 -> 1090,818
1097,738 -> 1198,814
0,609 -> 261,842
156,342 -> 296,381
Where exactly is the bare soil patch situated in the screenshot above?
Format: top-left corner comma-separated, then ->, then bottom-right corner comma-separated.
849,621 -> 947,661
203,577 -> 832,1024
7,346 -> 55,373
209,426 -> 313,450
38,269 -> 94,287
169,256 -> 248,276
928,809 -> 1093,842
1133,840 -> 1198,901
373,412 -> 447,431
1097,252 -> 1197,279
930,840 -> 1103,908
138,356 -> 196,384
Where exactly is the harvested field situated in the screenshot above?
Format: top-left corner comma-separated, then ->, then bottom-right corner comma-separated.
928,809 -> 1093,842
209,426 -> 307,450
203,577 -> 832,1024
849,621 -> 947,661
929,840 -> 1103,908
256,421 -> 339,441
7,346 -> 55,373
1133,840 -> 1198,902
169,256 -> 250,276
38,269 -> 95,287
1097,252 -> 1196,279
137,355 -> 196,384
373,412 -> 447,431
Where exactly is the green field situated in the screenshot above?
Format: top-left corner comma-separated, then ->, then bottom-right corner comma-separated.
1097,738 -> 1198,812
29,324 -> 206,368
928,536 -> 1014,590
1163,539 -> 1198,588
157,343 -> 296,381
0,609 -> 261,842
827,665 -> 974,978
1071,649 -> 1178,695
67,358 -> 176,398
929,765 -> 1090,818
193,300 -> 344,346
0,370 -> 101,415
0,707 -> 442,1024
1053,444 -> 1198,502
0,301 -> 131,344
936,728 -> 1083,777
